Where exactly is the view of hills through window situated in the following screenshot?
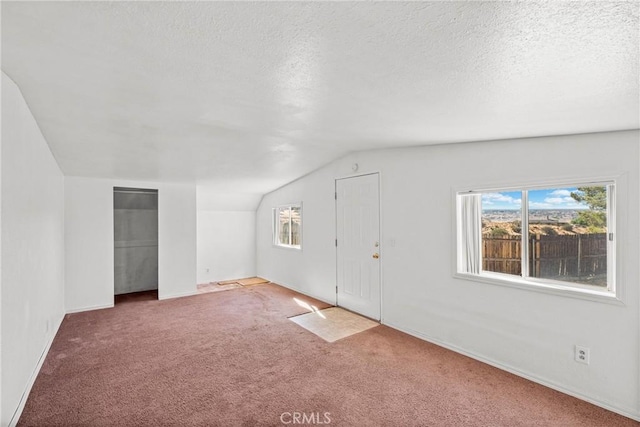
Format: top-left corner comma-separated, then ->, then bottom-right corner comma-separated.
481,186 -> 609,287
482,187 -> 607,235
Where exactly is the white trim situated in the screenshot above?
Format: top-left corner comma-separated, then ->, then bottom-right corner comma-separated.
65,303 -> 114,314
158,290 -> 198,301
112,186 -> 160,302
272,203 -> 303,250
8,314 -> 64,427
453,272 -> 623,305
457,176 -> 619,195
454,175 -> 622,302
267,278 -> 337,307
335,171 -> 382,321
334,171 -> 381,181
382,319 -> 640,422
606,184 -> 616,295
272,244 -> 303,251
520,190 -> 529,277
334,178 -> 339,306
376,172 -> 384,324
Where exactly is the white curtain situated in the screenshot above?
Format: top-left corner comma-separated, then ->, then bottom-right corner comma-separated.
272,208 -> 278,245
458,193 -> 482,274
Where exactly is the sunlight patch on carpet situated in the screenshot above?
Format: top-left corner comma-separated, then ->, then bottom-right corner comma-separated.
289,307 -> 379,342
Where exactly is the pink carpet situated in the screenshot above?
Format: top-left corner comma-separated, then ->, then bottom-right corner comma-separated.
18,283 -> 636,426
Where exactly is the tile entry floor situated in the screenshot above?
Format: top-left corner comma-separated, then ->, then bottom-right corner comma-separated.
197,277 -> 271,294
289,307 -> 379,342
196,282 -> 242,294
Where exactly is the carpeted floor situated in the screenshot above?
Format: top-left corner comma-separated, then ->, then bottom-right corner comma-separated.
18,283 -> 636,426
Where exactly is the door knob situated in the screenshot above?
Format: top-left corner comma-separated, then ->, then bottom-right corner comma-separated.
372,253 -> 379,259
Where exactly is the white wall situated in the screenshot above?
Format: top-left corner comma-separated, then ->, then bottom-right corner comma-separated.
195,185 -> 257,284
65,177 -> 197,312
197,211 -> 256,284
1,70 -> 3,427
256,130 -> 640,419
158,184 -> 197,299
196,186 -> 262,212
1,73 -> 66,426
1,69 -> 4,427
257,169 -> 336,304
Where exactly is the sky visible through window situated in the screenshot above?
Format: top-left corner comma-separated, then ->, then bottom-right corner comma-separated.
482,188 -> 589,210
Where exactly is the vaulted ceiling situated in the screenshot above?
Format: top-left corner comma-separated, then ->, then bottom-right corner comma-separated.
2,1 -> 638,197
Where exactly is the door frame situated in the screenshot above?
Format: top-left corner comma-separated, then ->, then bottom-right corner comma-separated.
334,171 -> 383,321
113,186 -> 160,299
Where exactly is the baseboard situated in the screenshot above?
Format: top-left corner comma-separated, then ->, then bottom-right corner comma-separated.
383,320 -> 640,423
8,313 -> 65,427
65,302 -> 114,314
158,290 -> 198,301
265,279 -> 336,307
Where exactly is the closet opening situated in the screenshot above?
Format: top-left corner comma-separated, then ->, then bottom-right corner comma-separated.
114,187 -> 159,303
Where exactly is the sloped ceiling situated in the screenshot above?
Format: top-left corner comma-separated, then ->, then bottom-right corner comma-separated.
2,1 -> 638,197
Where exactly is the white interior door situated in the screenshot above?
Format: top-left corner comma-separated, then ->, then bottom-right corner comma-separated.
336,173 -> 381,320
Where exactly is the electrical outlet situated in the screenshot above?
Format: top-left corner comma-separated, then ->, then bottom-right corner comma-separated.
575,345 -> 590,365
206,268 -> 210,273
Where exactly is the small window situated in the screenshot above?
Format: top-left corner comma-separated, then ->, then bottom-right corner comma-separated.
273,204 -> 302,249
457,182 -> 616,299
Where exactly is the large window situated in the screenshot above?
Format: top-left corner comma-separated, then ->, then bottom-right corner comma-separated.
273,204 -> 302,249
456,182 -> 616,298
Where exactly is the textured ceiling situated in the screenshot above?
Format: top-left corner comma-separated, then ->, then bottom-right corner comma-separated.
2,1 -> 638,196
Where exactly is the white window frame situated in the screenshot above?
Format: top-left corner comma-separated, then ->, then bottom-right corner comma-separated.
454,179 -> 622,304
272,203 -> 302,250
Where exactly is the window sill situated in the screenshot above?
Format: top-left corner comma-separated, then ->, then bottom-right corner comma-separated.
273,244 -> 302,251
453,271 -> 623,306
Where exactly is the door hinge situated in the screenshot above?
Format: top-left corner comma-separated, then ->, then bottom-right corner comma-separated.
336,286 -> 338,293
335,238 -> 338,247
335,192 -> 337,200
609,232 -> 614,241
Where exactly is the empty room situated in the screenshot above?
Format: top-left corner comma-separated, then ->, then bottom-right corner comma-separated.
1,1 -> 639,426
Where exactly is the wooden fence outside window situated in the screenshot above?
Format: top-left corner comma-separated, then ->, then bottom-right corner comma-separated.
483,233 -> 607,285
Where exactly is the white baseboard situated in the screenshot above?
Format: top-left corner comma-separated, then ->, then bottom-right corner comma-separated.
158,290 -> 198,300
383,320 -> 640,423
65,302 -> 114,314
265,279 -> 337,307
8,313 -> 65,427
